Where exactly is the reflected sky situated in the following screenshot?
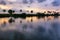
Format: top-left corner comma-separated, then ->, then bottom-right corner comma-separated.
0,16 -> 60,32
0,16 -> 60,40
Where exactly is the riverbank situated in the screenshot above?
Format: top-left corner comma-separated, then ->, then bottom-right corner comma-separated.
0,13 -> 59,18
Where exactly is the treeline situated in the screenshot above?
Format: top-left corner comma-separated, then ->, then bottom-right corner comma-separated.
0,9 -> 60,18
0,12 -> 60,17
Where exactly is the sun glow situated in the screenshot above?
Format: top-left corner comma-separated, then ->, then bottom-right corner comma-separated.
24,7 -> 46,13
0,18 -> 9,24
26,17 -> 38,22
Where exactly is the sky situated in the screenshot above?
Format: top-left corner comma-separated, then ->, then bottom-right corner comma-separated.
0,0 -> 60,12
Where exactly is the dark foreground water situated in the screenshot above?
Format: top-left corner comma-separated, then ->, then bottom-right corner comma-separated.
0,16 -> 60,40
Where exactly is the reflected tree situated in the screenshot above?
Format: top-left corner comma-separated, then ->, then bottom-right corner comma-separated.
8,18 -> 15,23
22,24 -> 27,31
31,19 -> 33,22
44,11 -> 46,14
20,20 -> 22,23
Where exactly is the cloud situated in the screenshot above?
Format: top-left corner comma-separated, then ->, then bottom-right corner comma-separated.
22,0 -> 34,4
22,0 -> 28,4
0,0 -> 6,5
52,0 -> 60,6
29,0 -> 34,4
22,0 -> 46,4
0,0 -> 46,5
37,0 -> 46,3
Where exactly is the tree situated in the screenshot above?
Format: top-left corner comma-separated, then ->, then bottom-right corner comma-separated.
47,11 -> 51,14
12,10 -> 15,13
31,10 -> 33,13
8,9 -> 13,15
3,9 -> 6,12
20,9 -> 22,12
44,11 -> 46,13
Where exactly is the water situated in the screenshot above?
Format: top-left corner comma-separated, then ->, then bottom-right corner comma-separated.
0,16 -> 60,40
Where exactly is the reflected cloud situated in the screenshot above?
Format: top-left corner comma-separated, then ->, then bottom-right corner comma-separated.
0,16 -> 60,40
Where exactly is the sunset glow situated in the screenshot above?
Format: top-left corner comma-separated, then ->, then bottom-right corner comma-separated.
0,0 -> 60,12
0,5 -> 12,9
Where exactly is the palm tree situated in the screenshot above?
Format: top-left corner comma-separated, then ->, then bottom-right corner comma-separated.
8,9 -> 13,17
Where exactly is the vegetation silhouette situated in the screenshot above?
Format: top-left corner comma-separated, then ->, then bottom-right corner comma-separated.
12,10 -> 15,13
3,9 -> 6,12
31,19 -> 33,22
8,9 -> 13,17
31,10 -> 33,13
8,18 -> 15,23
20,9 -> 22,12
0,10 -> 60,18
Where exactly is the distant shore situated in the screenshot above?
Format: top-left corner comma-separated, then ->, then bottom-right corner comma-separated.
0,13 -> 59,18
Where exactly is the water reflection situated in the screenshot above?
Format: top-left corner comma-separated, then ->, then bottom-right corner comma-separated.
0,16 -> 60,40
8,18 -> 15,23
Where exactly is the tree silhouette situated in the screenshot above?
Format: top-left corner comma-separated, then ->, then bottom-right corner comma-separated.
12,10 -> 15,13
31,10 -> 33,13
37,12 -> 41,16
8,18 -> 15,23
47,11 -> 51,14
44,11 -> 46,13
3,9 -> 6,12
8,9 -> 13,16
27,10 -> 29,13
20,9 -> 22,12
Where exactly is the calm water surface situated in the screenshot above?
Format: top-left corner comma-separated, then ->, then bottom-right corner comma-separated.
0,16 -> 60,40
